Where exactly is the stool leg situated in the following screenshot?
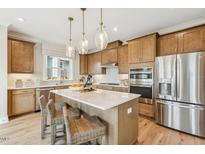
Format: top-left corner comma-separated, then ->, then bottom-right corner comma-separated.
41,116 -> 45,139
51,124 -> 56,145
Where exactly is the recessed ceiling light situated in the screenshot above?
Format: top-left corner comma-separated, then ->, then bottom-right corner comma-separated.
113,27 -> 118,32
17,17 -> 25,22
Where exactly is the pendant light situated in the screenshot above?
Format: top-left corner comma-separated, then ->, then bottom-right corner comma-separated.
95,8 -> 109,50
78,8 -> 88,54
66,17 -> 75,57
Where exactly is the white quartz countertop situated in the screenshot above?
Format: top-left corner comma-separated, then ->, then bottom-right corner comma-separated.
51,89 -> 140,110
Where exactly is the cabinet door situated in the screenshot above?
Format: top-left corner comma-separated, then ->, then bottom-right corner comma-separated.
128,39 -> 141,64
141,34 -> 156,62
11,89 -> 35,115
88,52 -> 105,75
11,40 -> 34,73
138,103 -> 154,118
118,45 -> 129,74
102,48 -> 118,64
157,33 -> 178,56
80,54 -> 88,75
8,40 -> 12,73
179,26 -> 205,53
94,52 -> 105,74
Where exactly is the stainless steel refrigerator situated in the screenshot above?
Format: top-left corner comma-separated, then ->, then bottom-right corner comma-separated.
155,52 -> 205,138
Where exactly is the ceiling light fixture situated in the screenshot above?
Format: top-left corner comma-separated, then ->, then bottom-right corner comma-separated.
113,27 -> 118,32
66,17 -> 75,58
95,8 -> 109,50
17,17 -> 25,22
78,8 -> 88,55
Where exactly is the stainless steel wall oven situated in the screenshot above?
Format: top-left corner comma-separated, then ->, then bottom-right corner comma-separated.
129,67 -> 153,104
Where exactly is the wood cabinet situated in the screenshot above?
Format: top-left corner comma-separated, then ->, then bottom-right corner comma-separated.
8,89 -> 35,116
141,35 -> 156,62
8,39 -> 35,73
128,39 -> 141,63
79,54 -> 88,75
101,48 -> 118,64
157,26 -> 205,56
128,34 -> 157,64
157,33 -> 179,56
88,52 -> 105,75
118,45 -> 129,74
138,103 -> 154,118
179,26 -> 205,53
94,85 -> 128,93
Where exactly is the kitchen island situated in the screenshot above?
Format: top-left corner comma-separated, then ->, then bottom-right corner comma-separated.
51,88 -> 140,145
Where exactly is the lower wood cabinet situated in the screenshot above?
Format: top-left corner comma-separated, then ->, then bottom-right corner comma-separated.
94,85 -> 128,93
8,89 -> 36,117
138,102 -> 154,118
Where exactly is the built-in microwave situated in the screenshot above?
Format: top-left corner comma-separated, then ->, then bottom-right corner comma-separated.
129,67 -> 153,104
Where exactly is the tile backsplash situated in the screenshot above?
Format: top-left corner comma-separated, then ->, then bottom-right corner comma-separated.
93,67 -> 128,84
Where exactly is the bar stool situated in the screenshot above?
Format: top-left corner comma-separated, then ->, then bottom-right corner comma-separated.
47,99 -> 80,144
63,106 -> 106,145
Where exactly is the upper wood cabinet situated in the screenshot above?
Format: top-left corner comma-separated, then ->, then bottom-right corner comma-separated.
118,45 -> 129,74
157,26 -> 205,56
141,35 -> 156,62
128,39 -> 141,64
128,34 -> 157,64
79,54 -> 88,75
157,33 -> 179,56
102,48 -> 118,64
88,52 -> 105,75
8,39 -> 35,73
179,26 -> 205,53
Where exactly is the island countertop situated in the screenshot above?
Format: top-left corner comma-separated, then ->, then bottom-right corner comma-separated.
51,89 -> 141,110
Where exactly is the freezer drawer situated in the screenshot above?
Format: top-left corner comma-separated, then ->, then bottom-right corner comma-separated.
155,99 -> 205,138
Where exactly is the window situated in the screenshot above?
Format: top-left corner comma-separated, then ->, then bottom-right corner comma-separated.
44,55 -> 73,80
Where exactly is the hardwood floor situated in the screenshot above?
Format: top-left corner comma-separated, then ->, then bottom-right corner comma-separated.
0,112 -> 205,145
138,117 -> 205,145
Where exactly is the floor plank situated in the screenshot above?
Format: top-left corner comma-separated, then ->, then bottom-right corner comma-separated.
0,113 -> 205,145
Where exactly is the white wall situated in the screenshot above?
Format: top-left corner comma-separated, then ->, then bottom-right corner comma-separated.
0,25 -> 8,124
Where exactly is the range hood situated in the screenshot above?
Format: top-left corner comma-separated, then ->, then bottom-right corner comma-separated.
100,63 -> 118,68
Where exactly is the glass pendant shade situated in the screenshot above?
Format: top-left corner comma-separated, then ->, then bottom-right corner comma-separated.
78,36 -> 88,54
66,40 -> 75,57
66,17 -> 75,58
95,8 -> 109,50
95,27 -> 109,50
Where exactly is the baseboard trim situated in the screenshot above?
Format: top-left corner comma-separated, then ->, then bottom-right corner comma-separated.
0,116 -> 8,124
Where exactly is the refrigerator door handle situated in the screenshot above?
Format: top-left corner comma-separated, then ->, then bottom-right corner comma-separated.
156,100 -> 204,110
176,55 -> 180,101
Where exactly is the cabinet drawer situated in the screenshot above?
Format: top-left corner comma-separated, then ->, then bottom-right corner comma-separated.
138,103 -> 154,118
12,89 -> 35,95
112,87 -> 128,92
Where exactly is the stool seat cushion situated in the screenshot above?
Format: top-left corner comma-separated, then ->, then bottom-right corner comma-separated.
68,116 -> 106,144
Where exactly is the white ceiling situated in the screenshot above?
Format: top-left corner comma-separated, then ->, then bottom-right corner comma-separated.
0,8 -> 205,50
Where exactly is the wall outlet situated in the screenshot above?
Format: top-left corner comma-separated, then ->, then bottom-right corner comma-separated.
127,107 -> 132,114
